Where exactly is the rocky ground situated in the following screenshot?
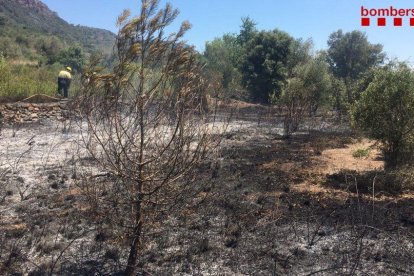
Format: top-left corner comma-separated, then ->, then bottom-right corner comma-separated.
1,113 -> 414,275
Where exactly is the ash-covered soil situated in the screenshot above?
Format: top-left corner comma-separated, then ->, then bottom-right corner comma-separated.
1,117 -> 414,275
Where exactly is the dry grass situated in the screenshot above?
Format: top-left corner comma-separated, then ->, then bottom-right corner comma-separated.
312,139 -> 383,175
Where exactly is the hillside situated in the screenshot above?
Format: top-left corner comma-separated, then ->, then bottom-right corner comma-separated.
0,0 -> 115,62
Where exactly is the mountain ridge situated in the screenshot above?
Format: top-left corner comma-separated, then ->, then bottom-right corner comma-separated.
0,0 -> 115,61
14,0 -> 56,17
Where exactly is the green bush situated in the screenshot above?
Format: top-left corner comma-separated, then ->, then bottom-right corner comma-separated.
352,148 -> 370,158
352,63 -> 414,168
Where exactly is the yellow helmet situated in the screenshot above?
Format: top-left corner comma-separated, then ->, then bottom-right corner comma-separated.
66,66 -> 72,72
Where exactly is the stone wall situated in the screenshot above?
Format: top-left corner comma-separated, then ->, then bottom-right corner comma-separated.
0,102 -> 67,123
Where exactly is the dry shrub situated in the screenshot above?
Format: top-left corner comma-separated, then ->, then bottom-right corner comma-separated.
74,0 -> 221,275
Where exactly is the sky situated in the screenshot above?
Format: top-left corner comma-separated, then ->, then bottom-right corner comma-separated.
41,0 -> 414,63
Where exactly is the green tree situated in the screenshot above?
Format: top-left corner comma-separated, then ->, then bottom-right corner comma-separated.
331,76 -> 347,114
352,63 -> 414,168
327,30 -> 385,103
237,16 -> 257,45
203,17 -> 257,99
300,55 -> 332,114
241,29 -> 294,103
278,56 -> 331,136
35,36 -> 64,64
203,34 -> 243,97
56,46 -> 85,72
287,38 -> 313,76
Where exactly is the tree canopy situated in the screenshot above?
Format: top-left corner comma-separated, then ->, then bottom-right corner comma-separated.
327,30 -> 385,103
56,46 -> 86,72
203,34 -> 243,96
237,17 -> 257,46
241,29 -> 294,103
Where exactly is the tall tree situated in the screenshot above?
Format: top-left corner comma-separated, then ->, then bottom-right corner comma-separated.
56,46 -> 85,72
241,29 -> 294,103
203,17 -> 257,99
287,38 -> 313,76
203,34 -> 243,97
299,54 -> 332,114
279,55 -> 332,136
237,16 -> 257,45
327,30 -> 384,103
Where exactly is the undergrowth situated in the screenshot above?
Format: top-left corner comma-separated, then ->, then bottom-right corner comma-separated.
0,56 -> 80,103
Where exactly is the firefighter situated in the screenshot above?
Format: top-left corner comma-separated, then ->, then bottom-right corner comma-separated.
57,66 -> 72,98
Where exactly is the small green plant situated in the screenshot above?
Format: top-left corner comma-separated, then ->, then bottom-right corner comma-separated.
352,148 -> 370,158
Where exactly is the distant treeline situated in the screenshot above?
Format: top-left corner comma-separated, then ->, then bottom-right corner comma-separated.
201,18 -> 414,169
201,17 -> 384,111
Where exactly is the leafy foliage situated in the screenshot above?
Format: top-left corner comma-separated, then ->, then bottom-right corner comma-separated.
202,17 -> 257,99
237,17 -> 257,46
330,75 -> 347,113
241,30 -> 294,103
0,0 -> 109,101
55,46 -> 86,72
352,63 -> 414,168
0,58 -> 59,102
295,55 -> 331,114
287,38 -> 313,76
203,34 -> 244,98
327,30 -> 384,81
278,56 -> 332,136
352,148 -> 371,158
327,30 -> 385,103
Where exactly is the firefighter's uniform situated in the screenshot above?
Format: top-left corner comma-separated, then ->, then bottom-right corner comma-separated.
57,67 -> 72,98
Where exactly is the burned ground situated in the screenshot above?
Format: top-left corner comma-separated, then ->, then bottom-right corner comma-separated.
0,116 -> 414,275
